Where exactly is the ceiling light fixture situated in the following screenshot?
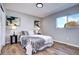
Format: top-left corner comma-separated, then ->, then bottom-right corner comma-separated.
36,3 -> 43,8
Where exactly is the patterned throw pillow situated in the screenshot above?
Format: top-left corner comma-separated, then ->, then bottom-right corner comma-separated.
19,31 -> 29,38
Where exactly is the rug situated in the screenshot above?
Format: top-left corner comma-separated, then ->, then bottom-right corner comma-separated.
1,43 -> 26,55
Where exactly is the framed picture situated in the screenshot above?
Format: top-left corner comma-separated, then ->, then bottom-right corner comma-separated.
6,16 -> 20,26
34,20 -> 40,27
34,20 -> 41,34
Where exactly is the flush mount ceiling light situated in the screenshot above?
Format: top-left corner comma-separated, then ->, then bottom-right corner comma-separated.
36,3 -> 43,8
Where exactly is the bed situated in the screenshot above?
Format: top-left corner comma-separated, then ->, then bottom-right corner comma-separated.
19,31 -> 54,55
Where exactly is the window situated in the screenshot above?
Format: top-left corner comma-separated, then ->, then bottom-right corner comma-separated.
68,13 -> 79,23
56,16 -> 67,28
56,13 -> 79,28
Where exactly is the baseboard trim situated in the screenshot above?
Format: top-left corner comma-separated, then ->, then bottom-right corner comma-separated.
54,40 -> 79,48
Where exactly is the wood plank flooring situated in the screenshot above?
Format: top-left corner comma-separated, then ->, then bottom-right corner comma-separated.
1,42 -> 79,55
34,42 -> 79,55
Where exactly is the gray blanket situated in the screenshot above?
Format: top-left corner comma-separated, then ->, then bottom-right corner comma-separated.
20,36 -> 45,52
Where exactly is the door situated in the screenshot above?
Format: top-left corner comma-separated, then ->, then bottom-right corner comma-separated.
0,7 -> 2,53
0,4 -> 6,53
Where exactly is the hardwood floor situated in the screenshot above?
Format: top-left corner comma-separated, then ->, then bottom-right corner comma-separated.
34,42 -> 79,55
1,42 -> 79,55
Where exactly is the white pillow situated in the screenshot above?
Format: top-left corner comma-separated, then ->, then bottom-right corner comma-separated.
28,30 -> 34,35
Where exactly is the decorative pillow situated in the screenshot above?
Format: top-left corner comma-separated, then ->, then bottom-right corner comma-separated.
19,31 -> 29,38
28,30 -> 34,35
21,31 -> 29,35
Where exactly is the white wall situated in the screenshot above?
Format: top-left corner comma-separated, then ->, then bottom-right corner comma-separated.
40,5 -> 79,47
6,10 -> 40,43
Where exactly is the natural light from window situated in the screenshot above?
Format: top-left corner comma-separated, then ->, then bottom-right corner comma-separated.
56,13 -> 79,28
56,16 -> 67,28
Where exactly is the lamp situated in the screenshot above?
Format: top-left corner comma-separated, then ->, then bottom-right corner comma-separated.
11,24 -> 17,30
10,24 -> 17,35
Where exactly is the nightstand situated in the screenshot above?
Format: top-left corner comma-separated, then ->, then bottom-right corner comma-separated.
10,35 -> 17,44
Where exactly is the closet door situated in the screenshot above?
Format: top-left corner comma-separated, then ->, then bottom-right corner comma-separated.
0,4 -> 6,53
1,9 -> 6,46
0,7 -> 2,53
0,16 -> 1,40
